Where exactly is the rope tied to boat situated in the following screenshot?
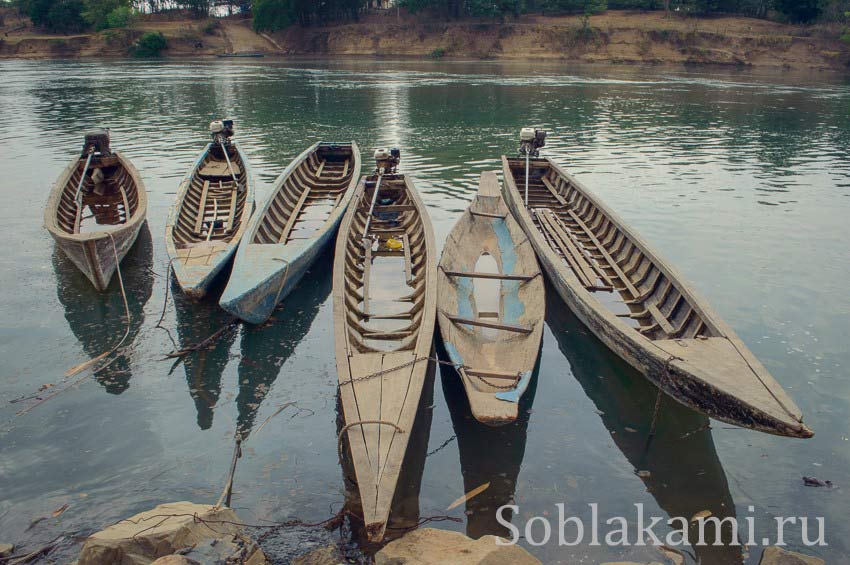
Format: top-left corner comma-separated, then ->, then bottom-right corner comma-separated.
271,258 -> 291,310
337,420 -> 405,455
340,355 -> 520,391
18,234 -> 132,416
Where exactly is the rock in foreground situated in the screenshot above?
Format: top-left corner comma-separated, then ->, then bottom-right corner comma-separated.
375,528 -> 539,565
78,501 -> 266,565
760,546 -> 825,565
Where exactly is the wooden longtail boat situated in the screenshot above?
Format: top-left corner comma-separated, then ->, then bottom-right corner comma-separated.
437,172 -> 544,426
333,149 -> 437,541
220,142 -> 361,324
502,147 -> 812,439
44,130 -> 147,291
166,120 -> 255,298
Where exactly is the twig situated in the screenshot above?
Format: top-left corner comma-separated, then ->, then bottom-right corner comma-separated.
679,423 -> 711,440
216,434 -> 242,508
253,402 -> 296,436
425,434 -> 456,458
163,318 -> 238,359
1,536 -> 64,564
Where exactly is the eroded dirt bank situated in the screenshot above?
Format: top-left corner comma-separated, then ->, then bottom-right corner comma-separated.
2,11 -> 849,70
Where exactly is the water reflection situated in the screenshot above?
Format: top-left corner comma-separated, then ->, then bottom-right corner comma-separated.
339,356 -> 436,548
235,255 -> 333,438
440,345 -> 539,539
172,277 -> 237,430
546,286 -> 742,564
53,222 -> 153,394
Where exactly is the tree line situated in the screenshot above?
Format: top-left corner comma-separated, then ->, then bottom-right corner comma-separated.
393,0 -> 842,23
4,0 -> 848,34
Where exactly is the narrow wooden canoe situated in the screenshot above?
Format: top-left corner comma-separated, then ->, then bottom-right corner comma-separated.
333,168 -> 437,542
166,140 -> 255,298
220,142 -> 361,324
45,140 -> 147,291
502,155 -> 812,438
437,172 -> 544,426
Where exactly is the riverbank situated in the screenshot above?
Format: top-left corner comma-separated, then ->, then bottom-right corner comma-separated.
2,10 -> 849,69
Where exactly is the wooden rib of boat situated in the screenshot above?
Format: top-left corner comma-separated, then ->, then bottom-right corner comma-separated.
166,137 -> 255,298
44,132 -> 147,291
220,142 -> 361,324
437,172 -> 544,426
333,163 -> 437,542
502,154 -> 812,438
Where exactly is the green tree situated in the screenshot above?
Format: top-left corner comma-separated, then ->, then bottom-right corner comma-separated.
28,0 -> 87,32
83,0 -> 127,30
105,4 -> 135,27
131,30 -> 166,55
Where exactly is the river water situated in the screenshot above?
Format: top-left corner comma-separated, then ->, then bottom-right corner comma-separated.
0,59 -> 848,563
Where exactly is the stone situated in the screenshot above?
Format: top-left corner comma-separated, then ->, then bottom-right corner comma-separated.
375,528 -> 540,565
0,544 -> 15,558
292,544 -> 345,564
151,556 -> 199,565
182,535 -> 268,564
78,501 -> 246,565
759,547 -> 825,565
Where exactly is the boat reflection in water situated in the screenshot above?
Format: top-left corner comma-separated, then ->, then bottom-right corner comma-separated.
53,222 -> 153,394
339,356 -> 435,548
235,254 -> 333,438
546,286 -> 743,564
439,340 -> 539,540
172,275 -> 237,431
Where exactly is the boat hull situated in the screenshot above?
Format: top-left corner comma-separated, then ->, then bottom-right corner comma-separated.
44,151 -> 147,291
220,234 -> 329,324
220,142 -> 361,323
501,156 -> 811,438
437,172 -> 544,426
333,172 -> 437,541
166,141 -> 256,299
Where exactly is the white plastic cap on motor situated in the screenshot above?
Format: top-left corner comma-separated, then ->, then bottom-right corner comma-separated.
210,120 -> 225,134
374,148 -> 390,160
520,127 -> 536,142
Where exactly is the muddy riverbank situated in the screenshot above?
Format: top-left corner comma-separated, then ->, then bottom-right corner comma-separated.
2,10 -> 849,70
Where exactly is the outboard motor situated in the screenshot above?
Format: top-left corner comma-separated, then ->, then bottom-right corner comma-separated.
518,127 -> 546,207
519,127 -> 546,158
210,118 -> 235,146
82,129 -> 111,157
374,147 -> 401,174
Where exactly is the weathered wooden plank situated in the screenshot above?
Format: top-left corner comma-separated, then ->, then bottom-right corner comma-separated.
194,180 -> 211,234
448,314 -> 531,334
278,186 -> 311,243
442,270 -> 534,282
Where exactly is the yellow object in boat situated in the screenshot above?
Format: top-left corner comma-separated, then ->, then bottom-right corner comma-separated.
386,238 -> 403,250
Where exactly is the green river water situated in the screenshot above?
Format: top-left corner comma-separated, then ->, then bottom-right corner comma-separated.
0,58 -> 848,563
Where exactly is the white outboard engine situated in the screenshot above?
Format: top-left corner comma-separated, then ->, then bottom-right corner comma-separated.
519,127 -> 546,158
210,118 -> 235,146
374,147 -> 401,174
82,128 -> 111,157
